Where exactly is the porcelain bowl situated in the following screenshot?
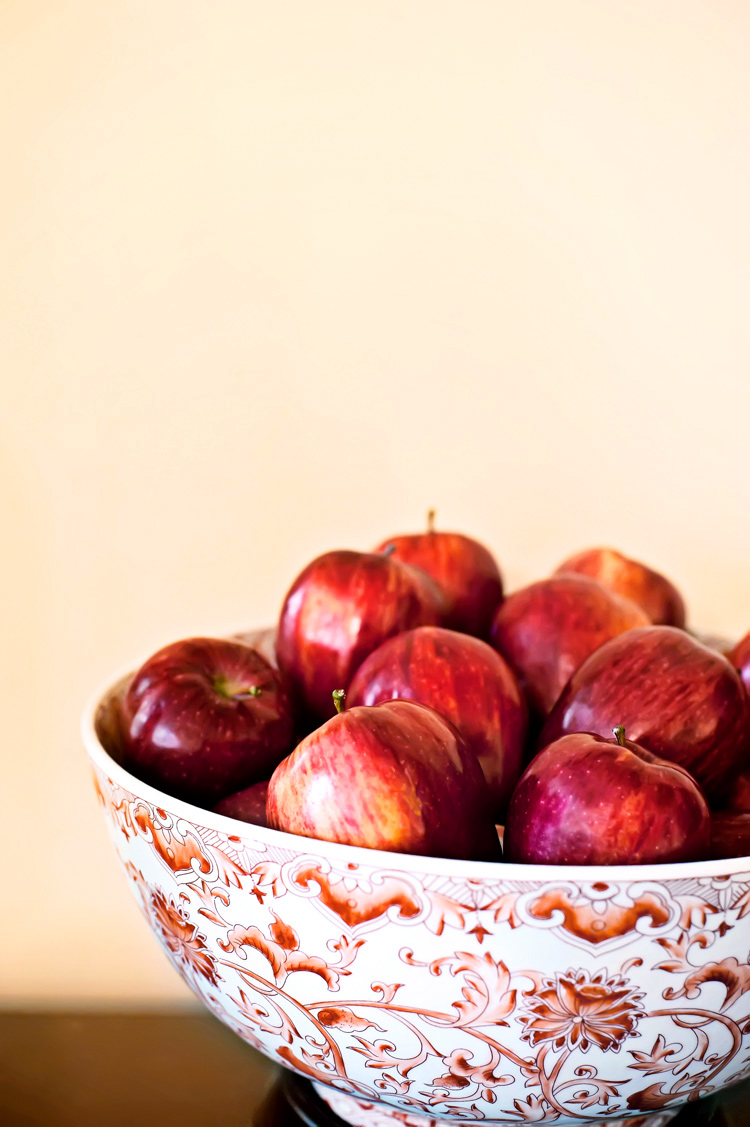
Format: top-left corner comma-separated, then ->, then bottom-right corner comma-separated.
83,661 -> 750,1127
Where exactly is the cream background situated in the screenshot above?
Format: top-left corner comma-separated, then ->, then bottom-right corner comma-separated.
1,0 -> 750,1006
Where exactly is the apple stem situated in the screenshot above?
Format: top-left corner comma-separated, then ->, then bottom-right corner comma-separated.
215,675 -> 262,700
381,543 -> 396,557
332,689 -> 346,714
613,725 -> 626,746
427,508 -> 436,533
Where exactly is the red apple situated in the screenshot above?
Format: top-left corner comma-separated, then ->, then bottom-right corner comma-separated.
213,779 -> 269,827
123,638 -> 294,805
710,812 -> 750,860
504,728 -> 710,865
267,695 -> 497,860
373,511 -> 502,638
347,626 -> 527,817
276,549 -> 444,723
539,626 -> 749,797
490,575 -> 649,720
554,547 -> 686,627
730,631 -> 750,697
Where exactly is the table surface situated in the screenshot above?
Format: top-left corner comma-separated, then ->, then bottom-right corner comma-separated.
2,1011 -> 750,1126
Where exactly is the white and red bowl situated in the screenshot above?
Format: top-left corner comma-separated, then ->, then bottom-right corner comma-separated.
83,662 -> 750,1126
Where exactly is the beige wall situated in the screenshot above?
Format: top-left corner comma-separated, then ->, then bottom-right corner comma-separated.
2,0 -> 750,1005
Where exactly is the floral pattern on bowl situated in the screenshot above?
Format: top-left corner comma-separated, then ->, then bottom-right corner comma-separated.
85,671 -> 750,1125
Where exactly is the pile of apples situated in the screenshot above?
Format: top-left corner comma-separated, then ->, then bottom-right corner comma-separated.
118,515 -> 750,867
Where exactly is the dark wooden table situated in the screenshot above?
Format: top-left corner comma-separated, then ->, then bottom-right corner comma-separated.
2,1011 -> 750,1126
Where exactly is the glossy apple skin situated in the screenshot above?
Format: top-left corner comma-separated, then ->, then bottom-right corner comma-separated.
373,530 -> 502,639
539,626 -> 750,797
276,550 -> 444,724
267,699 -> 497,860
213,779 -> 269,827
347,626 -> 527,817
710,812 -> 750,859
554,547 -> 686,628
490,574 -> 649,720
504,731 -> 710,865
123,638 -> 294,806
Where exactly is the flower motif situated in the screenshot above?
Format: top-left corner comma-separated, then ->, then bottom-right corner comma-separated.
520,968 -> 644,1053
149,888 -> 220,987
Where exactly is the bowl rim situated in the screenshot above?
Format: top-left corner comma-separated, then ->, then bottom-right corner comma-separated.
82,662 -> 750,884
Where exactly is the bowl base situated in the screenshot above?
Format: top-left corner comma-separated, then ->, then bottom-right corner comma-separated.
307,1080 -> 680,1127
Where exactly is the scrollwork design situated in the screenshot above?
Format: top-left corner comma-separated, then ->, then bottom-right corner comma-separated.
92,766 -> 750,1122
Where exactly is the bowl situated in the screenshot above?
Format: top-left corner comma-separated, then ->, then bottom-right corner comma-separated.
83,661 -> 750,1126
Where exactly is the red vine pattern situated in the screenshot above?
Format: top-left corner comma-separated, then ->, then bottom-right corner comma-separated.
93,766 -> 750,1124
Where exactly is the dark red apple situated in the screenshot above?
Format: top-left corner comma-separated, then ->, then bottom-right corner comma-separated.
123,638 -> 294,805
710,812 -> 750,860
730,631 -> 750,696
539,626 -> 749,797
554,547 -> 686,628
504,728 -> 710,865
347,626 -> 526,817
490,574 -> 649,720
276,549 -> 444,723
213,779 -> 269,827
267,695 -> 497,860
373,511 -> 502,638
